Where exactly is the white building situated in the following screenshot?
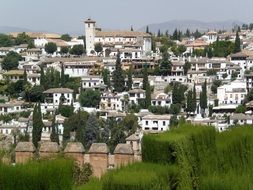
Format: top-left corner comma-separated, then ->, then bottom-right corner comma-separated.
84,18 -> 152,57
81,75 -> 106,90
128,89 -> 145,105
141,114 -> 171,132
0,101 -> 25,115
217,80 -> 247,105
41,88 -> 74,113
151,91 -> 172,107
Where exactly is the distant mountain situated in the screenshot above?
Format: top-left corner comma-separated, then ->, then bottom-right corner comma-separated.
0,26 -> 32,34
139,20 -> 244,34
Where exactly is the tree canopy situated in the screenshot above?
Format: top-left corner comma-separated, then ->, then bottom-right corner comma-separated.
2,51 -> 22,70
61,34 -> 71,42
79,89 -> 101,108
45,42 -> 57,54
69,45 -> 84,55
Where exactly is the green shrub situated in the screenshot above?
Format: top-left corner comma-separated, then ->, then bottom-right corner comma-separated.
0,158 -> 74,190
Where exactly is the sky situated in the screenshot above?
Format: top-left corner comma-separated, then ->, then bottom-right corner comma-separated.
1,0 -> 253,34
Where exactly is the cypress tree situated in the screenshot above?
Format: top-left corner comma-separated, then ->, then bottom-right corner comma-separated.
186,90 -> 193,113
32,103 -> 44,148
127,66 -> 133,90
23,68 -> 27,83
200,80 -> 208,115
142,64 -> 148,90
40,66 -> 45,89
76,109 -> 85,145
157,29 -> 161,37
193,84 -> 197,112
146,26 -> 149,34
130,26 -> 134,31
60,62 -> 65,87
50,115 -> 59,144
145,82 -> 151,108
85,113 -> 99,149
112,51 -> 125,92
102,69 -> 111,87
234,31 -> 241,53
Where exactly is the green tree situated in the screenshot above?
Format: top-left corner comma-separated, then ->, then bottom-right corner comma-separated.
102,69 -> 110,87
40,66 -> 45,88
25,85 -> 44,102
0,34 -> 13,47
61,34 -> 71,42
112,51 -> 125,92
60,63 -> 65,87
50,115 -> 59,144
145,82 -> 151,108
186,90 -> 194,113
69,45 -> 84,55
63,110 -> 88,144
235,104 -> 246,113
58,104 -> 74,117
79,89 -> 101,108
146,26 -> 149,34
94,43 -> 103,54
231,71 -> 238,81
192,84 -> 197,113
159,51 -> 171,76
142,65 -> 148,90
200,80 -> 208,115
234,31 -> 241,53
172,82 -> 187,105
121,114 -> 139,135
211,80 -> 222,94
60,46 -> 69,54
108,124 -> 126,153
32,103 -> 44,148
84,114 -> 100,149
2,51 -> 22,70
170,115 -> 179,127
183,61 -> 191,75
45,42 -> 57,54
15,32 -> 33,45
127,67 -> 133,90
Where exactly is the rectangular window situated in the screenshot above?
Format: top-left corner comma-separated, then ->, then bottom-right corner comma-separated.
145,121 -> 148,125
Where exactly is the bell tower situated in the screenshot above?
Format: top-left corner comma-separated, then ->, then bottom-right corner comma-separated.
85,18 -> 96,55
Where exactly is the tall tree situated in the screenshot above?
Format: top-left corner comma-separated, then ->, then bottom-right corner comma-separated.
112,51 -> 125,92
186,90 -> 194,113
40,66 -> 45,88
131,26 -> 134,31
75,109 -> 86,145
79,89 -> 101,108
200,80 -> 207,115
50,115 -> 59,144
102,69 -> 110,87
145,82 -> 151,108
193,84 -> 197,112
159,51 -> 171,76
69,45 -> 84,55
127,66 -> 133,90
84,114 -> 100,149
32,103 -> 44,148
60,63 -> 65,87
157,29 -> 161,37
94,43 -> 103,55
234,31 -> 241,53
146,26 -> 150,34
23,69 -> 27,83
142,64 -> 148,90
186,29 -> 191,38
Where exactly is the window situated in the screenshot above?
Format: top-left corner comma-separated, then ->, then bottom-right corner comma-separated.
163,121 -> 166,126
145,121 -> 148,125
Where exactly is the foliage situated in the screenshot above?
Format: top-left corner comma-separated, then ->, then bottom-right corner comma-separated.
58,104 -> 74,117
234,31 -> 241,53
145,82 -> 151,108
210,40 -> 235,57
0,34 -> 13,47
70,45 -> 84,56
63,110 -> 89,144
32,103 -> 44,148
0,158 -> 74,190
172,82 -> 187,105
25,85 -> 44,102
15,32 -> 33,45
127,67 -> 133,90
159,51 -> 171,76
200,80 -> 207,112
2,51 -> 22,70
121,114 -> 139,136
61,34 -> 72,41
73,163 -> 92,186
211,80 -> 222,94
112,51 -> 125,92
102,69 -> 110,87
235,104 -> 246,113
84,114 -> 100,149
94,43 -> 103,54
142,65 -> 148,90
60,46 -> 69,54
79,89 -> 101,108
45,42 -> 57,54
183,61 -> 191,75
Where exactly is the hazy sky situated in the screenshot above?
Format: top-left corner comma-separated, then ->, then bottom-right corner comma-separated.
1,0 -> 253,34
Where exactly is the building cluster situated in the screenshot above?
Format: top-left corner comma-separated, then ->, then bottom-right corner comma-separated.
1,19 -> 253,157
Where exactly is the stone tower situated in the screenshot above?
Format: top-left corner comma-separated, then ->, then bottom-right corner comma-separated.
85,18 -> 96,55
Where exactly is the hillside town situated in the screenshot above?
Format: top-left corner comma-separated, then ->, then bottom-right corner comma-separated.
0,18 -> 253,165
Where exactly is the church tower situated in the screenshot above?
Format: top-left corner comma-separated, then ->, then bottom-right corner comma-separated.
85,18 -> 96,55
